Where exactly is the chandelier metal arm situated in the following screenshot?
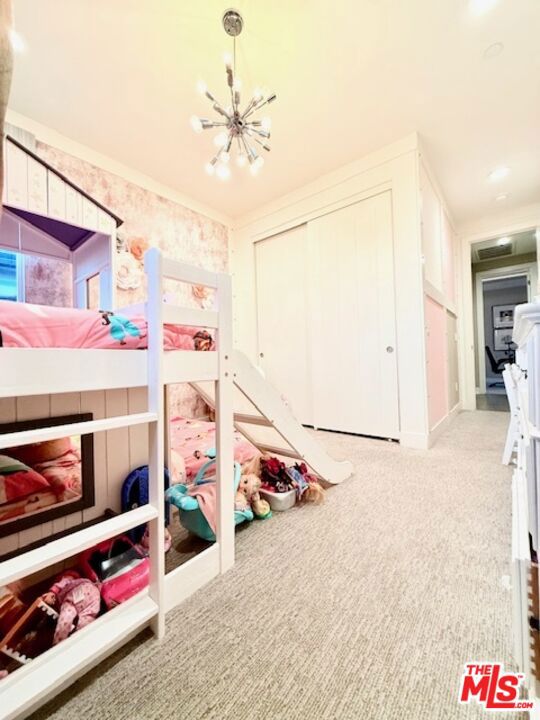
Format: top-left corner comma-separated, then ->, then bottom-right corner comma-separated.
246,126 -> 270,139
242,94 -> 276,122
248,134 -> 271,153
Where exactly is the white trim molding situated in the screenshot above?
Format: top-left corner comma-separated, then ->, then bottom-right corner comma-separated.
474,262 -> 536,394
458,210 -> 540,411
459,203 -> 540,245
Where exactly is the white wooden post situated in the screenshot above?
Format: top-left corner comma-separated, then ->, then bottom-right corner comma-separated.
215,273 -> 235,572
144,248 -> 165,638
503,365 -> 519,465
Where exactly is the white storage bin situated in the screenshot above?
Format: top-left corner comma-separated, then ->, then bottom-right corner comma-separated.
259,488 -> 296,511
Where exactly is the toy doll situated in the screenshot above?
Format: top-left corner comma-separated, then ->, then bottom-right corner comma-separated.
43,570 -> 101,645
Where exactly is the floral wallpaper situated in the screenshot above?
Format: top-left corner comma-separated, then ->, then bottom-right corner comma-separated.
24,255 -> 71,307
33,140 -> 230,418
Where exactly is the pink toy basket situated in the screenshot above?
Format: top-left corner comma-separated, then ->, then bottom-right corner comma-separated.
80,535 -> 149,609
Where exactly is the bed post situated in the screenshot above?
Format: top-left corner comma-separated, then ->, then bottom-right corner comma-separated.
144,248 -> 165,639
215,272 -> 235,572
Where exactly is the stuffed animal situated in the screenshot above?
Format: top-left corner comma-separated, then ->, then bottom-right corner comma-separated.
169,449 -> 186,485
294,463 -> 325,504
238,473 -> 272,519
43,570 -> 101,645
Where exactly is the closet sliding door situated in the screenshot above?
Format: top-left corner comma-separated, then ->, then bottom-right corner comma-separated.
255,224 -> 314,425
309,191 -> 399,438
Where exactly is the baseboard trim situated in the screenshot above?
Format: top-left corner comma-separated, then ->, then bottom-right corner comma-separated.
399,431 -> 430,450
427,403 -> 461,448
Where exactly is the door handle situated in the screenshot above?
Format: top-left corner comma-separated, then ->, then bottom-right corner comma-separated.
259,352 -> 264,358
386,346 -> 394,353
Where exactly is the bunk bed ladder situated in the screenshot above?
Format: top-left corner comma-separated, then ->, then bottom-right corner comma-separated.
145,249 -> 166,639
215,272 -> 235,573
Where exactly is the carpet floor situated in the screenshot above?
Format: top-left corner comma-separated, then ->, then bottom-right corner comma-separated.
31,410 -> 517,720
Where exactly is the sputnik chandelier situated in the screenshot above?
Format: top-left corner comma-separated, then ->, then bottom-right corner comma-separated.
190,9 -> 277,180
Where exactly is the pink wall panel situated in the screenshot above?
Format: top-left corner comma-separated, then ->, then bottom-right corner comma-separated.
425,295 -> 448,429
441,211 -> 455,304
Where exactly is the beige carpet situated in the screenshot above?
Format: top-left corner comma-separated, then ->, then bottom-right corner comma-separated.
32,410 -> 517,720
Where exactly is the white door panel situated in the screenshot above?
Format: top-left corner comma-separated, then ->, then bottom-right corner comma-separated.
309,191 -> 399,438
255,224 -> 313,425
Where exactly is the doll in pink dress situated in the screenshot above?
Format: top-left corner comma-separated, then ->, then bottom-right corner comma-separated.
43,570 -> 101,645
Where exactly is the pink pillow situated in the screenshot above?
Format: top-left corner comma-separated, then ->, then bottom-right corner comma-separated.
0,455 -> 50,505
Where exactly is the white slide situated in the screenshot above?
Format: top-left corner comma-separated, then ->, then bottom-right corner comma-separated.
192,350 -> 354,484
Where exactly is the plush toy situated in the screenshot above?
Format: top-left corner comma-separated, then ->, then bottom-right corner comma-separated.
238,473 -> 272,519
43,570 -> 101,645
294,463 -> 325,504
169,449 -> 186,485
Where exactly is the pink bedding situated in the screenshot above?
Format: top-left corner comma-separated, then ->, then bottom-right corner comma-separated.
170,417 -> 258,481
33,448 -> 82,499
0,489 -> 59,523
0,438 -> 82,524
0,301 -> 214,351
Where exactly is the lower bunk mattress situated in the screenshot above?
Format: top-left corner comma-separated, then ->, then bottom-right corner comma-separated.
0,300 -> 214,351
169,417 -> 258,481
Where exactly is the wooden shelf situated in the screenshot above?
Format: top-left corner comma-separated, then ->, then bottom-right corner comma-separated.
0,505 -> 157,586
1,591 -> 157,720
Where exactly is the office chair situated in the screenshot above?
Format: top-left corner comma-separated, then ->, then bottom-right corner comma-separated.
485,345 -> 507,388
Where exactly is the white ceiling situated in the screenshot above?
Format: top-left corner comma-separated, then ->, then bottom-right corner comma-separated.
8,0 -> 540,222
471,229 -> 537,263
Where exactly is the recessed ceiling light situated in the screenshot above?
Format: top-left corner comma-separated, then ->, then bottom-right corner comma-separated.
469,0 -> 498,16
497,236 -> 511,246
495,193 -> 509,202
483,42 -> 504,60
8,29 -> 25,54
488,166 -> 510,182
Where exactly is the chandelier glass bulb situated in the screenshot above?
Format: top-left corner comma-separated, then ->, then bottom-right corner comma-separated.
190,10 -> 276,180
216,163 -> 231,181
190,115 -> 204,134
213,131 -> 229,148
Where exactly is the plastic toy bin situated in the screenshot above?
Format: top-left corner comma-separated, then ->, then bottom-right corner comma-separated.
259,488 -> 296,511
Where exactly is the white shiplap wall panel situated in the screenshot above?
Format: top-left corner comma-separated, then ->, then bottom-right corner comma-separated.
6,141 -> 28,209
81,197 -> 99,231
128,388 -> 149,472
47,171 -> 67,221
0,389 -> 148,557
104,389 -> 130,514
65,185 -> 83,226
27,157 -> 48,215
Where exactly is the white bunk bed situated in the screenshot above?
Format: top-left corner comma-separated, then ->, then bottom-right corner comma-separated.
0,248 -> 235,719
0,130 -> 353,719
508,301 -> 540,717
